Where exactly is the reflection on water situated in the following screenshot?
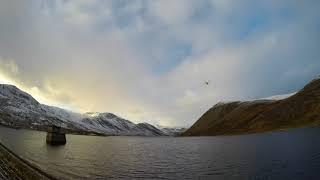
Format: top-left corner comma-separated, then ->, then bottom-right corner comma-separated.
0,126 -> 319,179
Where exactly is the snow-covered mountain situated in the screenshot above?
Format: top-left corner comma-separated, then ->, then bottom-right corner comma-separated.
155,125 -> 187,136
0,84 -> 168,136
80,112 -> 165,136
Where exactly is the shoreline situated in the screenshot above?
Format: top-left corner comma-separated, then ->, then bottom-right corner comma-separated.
0,142 -> 56,180
0,124 -> 177,137
180,123 -> 320,137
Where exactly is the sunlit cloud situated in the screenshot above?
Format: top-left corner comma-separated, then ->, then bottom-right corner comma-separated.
0,0 -> 319,127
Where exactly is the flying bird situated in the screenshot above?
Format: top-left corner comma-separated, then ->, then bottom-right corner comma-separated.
205,81 -> 209,85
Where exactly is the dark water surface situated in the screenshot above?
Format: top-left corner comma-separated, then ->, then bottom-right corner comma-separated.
0,126 -> 319,179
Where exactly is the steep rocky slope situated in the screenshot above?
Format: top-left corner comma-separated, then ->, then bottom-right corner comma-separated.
0,84 -> 166,136
182,77 -> 320,136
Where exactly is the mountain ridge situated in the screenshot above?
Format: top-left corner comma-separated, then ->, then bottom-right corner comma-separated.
182,77 -> 320,136
0,84 -> 179,136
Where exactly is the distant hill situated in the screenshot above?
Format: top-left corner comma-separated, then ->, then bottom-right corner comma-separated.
0,84 -> 169,136
182,77 -> 320,136
155,125 -> 187,136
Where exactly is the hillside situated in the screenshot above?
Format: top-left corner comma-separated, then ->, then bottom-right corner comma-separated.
0,84 -> 169,136
182,77 -> 320,136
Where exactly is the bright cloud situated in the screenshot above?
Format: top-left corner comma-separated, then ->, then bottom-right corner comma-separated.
0,0 -> 319,127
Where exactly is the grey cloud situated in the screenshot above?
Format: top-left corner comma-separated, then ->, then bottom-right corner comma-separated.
0,0 -> 319,127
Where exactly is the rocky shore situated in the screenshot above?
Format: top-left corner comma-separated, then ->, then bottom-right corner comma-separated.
0,142 -> 55,180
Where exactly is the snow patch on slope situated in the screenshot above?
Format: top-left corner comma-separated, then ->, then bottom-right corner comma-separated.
212,92 -> 296,110
0,84 -> 169,136
260,92 -> 296,100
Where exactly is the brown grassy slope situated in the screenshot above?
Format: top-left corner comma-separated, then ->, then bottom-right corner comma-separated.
182,78 -> 320,136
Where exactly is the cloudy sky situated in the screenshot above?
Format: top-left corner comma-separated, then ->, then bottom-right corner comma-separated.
0,0 -> 319,127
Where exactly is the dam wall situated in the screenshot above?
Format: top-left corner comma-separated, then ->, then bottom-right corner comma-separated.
0,142 -> 55,180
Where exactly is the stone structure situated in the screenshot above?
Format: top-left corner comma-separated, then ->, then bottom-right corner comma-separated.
0,142 -> 55,179
46,126 -> 66,145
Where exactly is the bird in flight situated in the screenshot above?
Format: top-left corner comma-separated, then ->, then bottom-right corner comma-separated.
205,81 -> 209,85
